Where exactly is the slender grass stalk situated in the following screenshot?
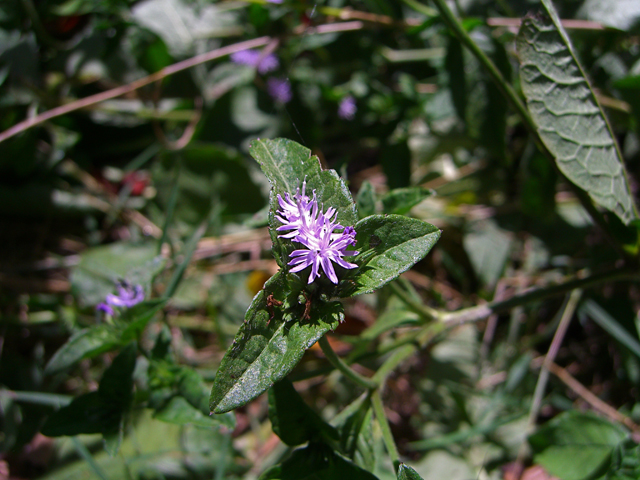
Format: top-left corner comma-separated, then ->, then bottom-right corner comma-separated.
388,280 -> 440,321
371,390 -> 401,472
318,336 -> 378,390
71,437 -> 109,480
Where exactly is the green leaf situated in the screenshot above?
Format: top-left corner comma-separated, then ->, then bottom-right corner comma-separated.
259,442 -> 379,480
155,396 -> 234,429
529,411 -> 628,480
516,1 -> 639,226
463,219 -> 512,288
357,181 -> 377,219
153,143 -> 265,231
69,242 -> 161,307
249,138 -> 357,267
347,215 -> 441,296
268,378 -> 339,446
579,300 -> 640,360
120,299 -> 168,342
45,300 -> 166,375
44,326 -> 122,375
398,464 -> 424,480
445,36 -> 467,123
42,344 -> 137,439
381,187 -> 434,216
210,272 -> 343,413
331,393 -> 374,468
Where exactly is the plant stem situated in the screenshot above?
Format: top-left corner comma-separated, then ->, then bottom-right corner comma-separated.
388,280 -> 440,321
371,390 -> 401,472
427,0 -> 536,138
372,345 -> 417,384
318,336 -> 378,390
440,267 -> 639,326
527,289 -> 581,429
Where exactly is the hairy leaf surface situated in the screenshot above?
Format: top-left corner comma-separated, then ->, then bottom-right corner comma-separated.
516,0 -> 638,225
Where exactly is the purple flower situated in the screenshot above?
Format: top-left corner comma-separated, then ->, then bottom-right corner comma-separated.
230,49 -> 279,74
276,180 -> 358,284
96,281 -> 145,314
338,96 -> 357,120
266,0 -> 283,3
267,78 -> 292,104
96,303 -> 115,316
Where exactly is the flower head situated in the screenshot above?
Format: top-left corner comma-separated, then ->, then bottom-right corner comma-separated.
276,181 -> 358,284
96,281 -> 145,315
230,49 -> 279,74
267,78 -> 292,104
338,96 -> 357,120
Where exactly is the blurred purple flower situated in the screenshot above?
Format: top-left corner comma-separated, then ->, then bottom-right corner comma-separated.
266,0 -> 283,3
338,96 -> 356,120
276,180 -> 358,284
267,78 -> 292,104
96,303 -> 115,316
230,49 -> 279,74
96,281 -> 144,315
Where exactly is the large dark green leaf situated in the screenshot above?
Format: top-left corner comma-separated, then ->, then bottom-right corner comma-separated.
259,442 -> 379,480
529,411 -> 628,480
42,343 -> 137,438
210,272 -> 343,414
346,215 -> 441,296
268,378 -> 339,447
516,0 -> 639,226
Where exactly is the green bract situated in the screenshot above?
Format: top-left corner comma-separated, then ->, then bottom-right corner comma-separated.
209,138 -> 441,414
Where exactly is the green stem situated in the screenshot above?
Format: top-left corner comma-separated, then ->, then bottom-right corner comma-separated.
318,336 -> 379,390
441,267 -> 638,326
388,280 -> 440,321
371,390 -> 401,472
427,0 -> 536,136
372,345 -> 417,384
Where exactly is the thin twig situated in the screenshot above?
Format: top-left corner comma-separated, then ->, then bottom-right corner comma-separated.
441,267 -> 640,327
517,289 -> 582,466
0,36 -> 271,143
544,360 -> 640,433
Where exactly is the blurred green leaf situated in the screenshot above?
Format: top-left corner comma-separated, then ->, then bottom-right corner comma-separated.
70,242 -> 161,307
154,143 -> 265,231
516,1 -> 639,226
381,187 -> 434,215
42,344 -> 137,443
529,411 -> 628,480
155,396 -> 232,429
268,378 -> 339,446
579,299 -> 640,359
357,181 -> 377,219
44,326 -> 121,375
445,36 -> 467,123
463,219 -> 512,289
259,442 -> 379,480
346,215 -> 441,296
210,272 -> 343,413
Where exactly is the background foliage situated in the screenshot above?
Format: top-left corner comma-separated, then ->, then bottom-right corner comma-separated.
1,0 -> 640,479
